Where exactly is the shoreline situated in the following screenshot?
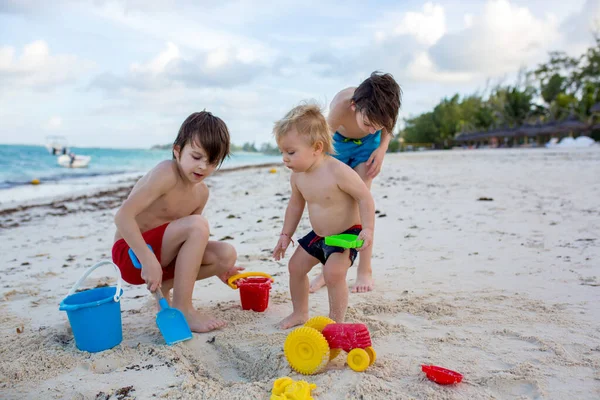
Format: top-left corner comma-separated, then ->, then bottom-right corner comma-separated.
0,162 -> 283,230
3,145 -> 598,209
0,162 -> 283,217
3,146 -> 600,228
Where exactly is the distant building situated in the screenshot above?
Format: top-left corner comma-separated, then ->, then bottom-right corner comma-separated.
454,115 -> 597,148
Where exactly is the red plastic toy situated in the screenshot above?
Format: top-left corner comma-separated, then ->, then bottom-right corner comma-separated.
237,277 -> 272,312
421,365 -> 463,385
321,323 -> 372,352
227,272 -> 274,312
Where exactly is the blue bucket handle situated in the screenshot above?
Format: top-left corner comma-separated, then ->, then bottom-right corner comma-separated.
67,261 -> 123,303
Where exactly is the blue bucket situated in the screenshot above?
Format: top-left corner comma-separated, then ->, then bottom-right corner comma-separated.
59,261 -> 124,353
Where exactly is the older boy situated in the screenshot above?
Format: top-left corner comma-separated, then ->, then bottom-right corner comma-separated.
310,71 -> 402,293
272,104 -> 375,329
113,111 -> 242,333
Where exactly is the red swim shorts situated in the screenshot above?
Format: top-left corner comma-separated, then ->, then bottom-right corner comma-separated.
112,223 -> 175,285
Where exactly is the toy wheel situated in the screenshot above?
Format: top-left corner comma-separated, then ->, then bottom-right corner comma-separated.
303,317 -> 340,360
304,316 -> 335,332
347,348 -> 370,372
365,346 -> 376,366
284,327 -> 330,375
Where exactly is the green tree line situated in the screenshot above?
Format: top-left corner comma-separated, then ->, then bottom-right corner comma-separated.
151,141 -> 280,154
230,142 -> 280,154
399,36 -> 600,148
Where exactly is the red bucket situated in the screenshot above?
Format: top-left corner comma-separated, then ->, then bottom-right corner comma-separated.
237,277 -> 272,312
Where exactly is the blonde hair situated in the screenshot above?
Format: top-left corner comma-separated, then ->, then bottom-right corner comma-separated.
273,103 -> 334,154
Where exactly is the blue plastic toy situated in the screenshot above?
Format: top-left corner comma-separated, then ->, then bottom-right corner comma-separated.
128,244 -> 153,269
59,261 -> 124,352
128,244 -> 193,345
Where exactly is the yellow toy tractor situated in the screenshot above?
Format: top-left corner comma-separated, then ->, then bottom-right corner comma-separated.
283,316 -> 376,375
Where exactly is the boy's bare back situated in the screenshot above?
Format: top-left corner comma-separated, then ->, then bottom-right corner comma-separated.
328,87 -> 366,139
113,160 -> 208,243
293,156 -> 362,237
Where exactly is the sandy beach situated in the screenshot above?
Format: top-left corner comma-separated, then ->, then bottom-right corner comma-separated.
1,148 -> 599,399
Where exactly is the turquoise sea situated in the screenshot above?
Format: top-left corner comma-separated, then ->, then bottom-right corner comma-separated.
0,144 -> 282,204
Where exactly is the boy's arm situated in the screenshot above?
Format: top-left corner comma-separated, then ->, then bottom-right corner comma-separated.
281,174 -> 306,236
365,129 -> 392,179
335,164 -> 375,250
273,174 -> 306,260
114,162 -> 177,290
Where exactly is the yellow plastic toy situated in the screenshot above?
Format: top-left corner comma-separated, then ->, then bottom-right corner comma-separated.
270,377 -> 317,400
269,168 -> 277,173
303,316 -> 341,361
284,316 -> 376,375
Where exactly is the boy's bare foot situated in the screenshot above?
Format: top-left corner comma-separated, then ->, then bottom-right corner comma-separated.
309,273 -> 326,293
351,272 -> 374,293
184,309 -> 226,333
277,312 -> 309,330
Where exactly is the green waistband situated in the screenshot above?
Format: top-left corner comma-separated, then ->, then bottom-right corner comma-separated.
342,138 -> 363,145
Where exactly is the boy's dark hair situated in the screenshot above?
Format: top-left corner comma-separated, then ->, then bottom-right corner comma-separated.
351,71 -> 402,134
173,111 -> 231,166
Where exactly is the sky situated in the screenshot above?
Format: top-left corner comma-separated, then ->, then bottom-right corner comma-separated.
1,0 -> 599,148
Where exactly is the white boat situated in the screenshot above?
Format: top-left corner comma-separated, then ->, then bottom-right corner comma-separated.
57,154 -> 92,168
45,135 -> 69,155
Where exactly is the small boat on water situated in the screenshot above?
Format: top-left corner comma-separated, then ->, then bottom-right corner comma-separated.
45,135 -> 69,155
45,135 -> 92,168
57,154 -> 92,168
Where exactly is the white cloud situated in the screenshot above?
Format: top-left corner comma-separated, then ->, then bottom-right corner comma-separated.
407,52 -> 474,83
309,3 -> 449,83
0,40 -> 93,90
464,13 -> 473,28
91,41 -> 272,93
393,2 -> 446,46
429,0 -> 561,75
0,0 -> 41,14
561,0 -> 600,51
131,42 -> 180,75
84,82 -> 314,146
44,116 -> 63,130
367,2 -> 447,47
89,0 -> 277,60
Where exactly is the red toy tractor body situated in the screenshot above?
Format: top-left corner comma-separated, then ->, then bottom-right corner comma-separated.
321,323 -> 372,353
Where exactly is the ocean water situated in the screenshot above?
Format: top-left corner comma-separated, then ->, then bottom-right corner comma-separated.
0,144 -> 281,205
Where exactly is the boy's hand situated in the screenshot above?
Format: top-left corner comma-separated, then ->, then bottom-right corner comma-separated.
273,234 -> 293,261
356,228 -> 373,251
366,147 -> 386,178
217,266 -> 245,284
141,259 -> 163,292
